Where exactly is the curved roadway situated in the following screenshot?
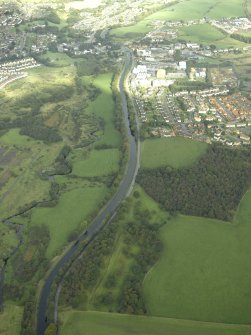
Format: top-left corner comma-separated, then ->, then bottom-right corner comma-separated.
36,50 -> 138,335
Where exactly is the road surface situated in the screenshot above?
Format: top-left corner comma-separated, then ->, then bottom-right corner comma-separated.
36,50 -> 138,335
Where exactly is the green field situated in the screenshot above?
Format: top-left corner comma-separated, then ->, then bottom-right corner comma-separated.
177,23 -> 247,49
213,36 -> 248,49
163,0 -> 244,20
86,73 -> 121,147
111,0 -> 244,39
0,304 -> 23,335
178,24 -> 225,44
30,185 -> 107,258
72,148 -> 120,177
140,137 -> 208,169
60,310 -> 251,335
0,129 -> 36,146
144,189 -> 251,324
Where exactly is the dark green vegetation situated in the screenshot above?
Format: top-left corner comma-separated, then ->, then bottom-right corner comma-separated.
59,185 -> 166,315
138,144 -> 251,221
60,311 -> 251,335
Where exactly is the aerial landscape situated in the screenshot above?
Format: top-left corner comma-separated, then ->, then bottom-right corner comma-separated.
0,0 -> 251,334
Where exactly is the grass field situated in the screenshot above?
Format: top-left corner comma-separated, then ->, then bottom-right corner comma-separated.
111,0 -> 244,39
30,184 -> 107,258
86,73 -> 121,147
60,310 -> 251,335
213,36 -> 247,49
140,137 -> 208,169
72,148 -> 120,177
178,24 -> 225,44
0,129 -> 36,146
163,0 -> 244,20
144,188 -> 251,324
0,304 -> 23,335
177,23 -> 247,49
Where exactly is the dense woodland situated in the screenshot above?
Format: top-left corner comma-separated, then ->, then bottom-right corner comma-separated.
137,144 -> 251,221
60,200 -> 162,316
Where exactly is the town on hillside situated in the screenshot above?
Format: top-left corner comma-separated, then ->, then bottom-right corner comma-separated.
0,0 -> 251,146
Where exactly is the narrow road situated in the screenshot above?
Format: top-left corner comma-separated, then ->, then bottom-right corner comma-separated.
36,50 -> 139,335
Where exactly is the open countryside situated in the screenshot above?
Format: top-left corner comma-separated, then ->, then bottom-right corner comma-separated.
0,0 -> 251,335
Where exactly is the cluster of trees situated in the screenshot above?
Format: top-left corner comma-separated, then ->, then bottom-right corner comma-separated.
118,211 -> 162,314
53,145 -> 72,175
169,80 -> 212,93
5,226 -> 50,335
0,83 -> 76,143
20,301 -> 35,335
126,93 -> 138,139
60,199 -> 163,315
137,144 -> 251,221
12,226 -> 50,283
60,224 -> 117,307
44,9 -> 61,25
231,33 -> 251,44
20,121 -> 62,143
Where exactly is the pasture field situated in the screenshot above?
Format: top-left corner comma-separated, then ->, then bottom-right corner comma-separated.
206,0 -> 245,18
86,73 -> 121,147
72,148 -> 120,177
111,0 -> 244,39
30,184 -> 107,258
212,36 -> 248,49
144,188 -> 251,324
161,0 -> 244,20
60,310 -> 251,335
0,304 -> 23,335
178,24 -> 225,44
177,23 -> 247,49
140,137 -> 208,169
0,129 -> 35,146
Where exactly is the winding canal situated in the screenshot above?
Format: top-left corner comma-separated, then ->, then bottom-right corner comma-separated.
36,49 -> 139,335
